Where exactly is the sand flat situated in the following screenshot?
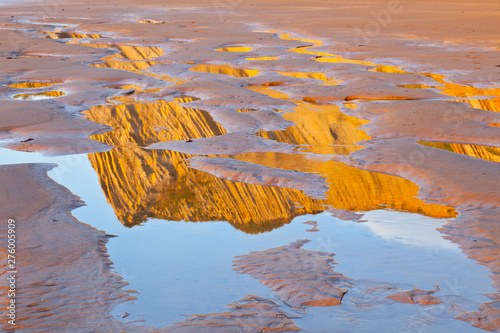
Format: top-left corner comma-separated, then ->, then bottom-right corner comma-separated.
0,0 -> 499,331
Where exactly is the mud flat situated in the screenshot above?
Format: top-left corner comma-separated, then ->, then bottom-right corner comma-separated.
0,0 -> 499,331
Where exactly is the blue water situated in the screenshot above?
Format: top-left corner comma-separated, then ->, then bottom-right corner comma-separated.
0,0 -> 38,6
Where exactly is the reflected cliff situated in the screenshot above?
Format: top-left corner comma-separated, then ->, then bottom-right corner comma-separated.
419,141 -> 500,163
13,90 -> 65,100
29,26 -> 459,232
79,42 -> 179,82
86,99 -> 326,232
85,95 -> 455,232
418,89 -> 500,162
190,64 -> 260,77
43,31 -> 103,41
256,100 -> 370,155
17,20 -> 498,331
215,46 -> 253,52
7,81 -> 60,88
88,44 -> 164,76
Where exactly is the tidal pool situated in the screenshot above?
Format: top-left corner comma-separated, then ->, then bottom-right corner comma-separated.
0,148 -> 492,331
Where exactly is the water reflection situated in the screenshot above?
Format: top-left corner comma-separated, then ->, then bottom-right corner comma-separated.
215,46 -> 253,52
369,65 -> 410,74
264,31 -> 375,66
190,64 -> 260,77
0,146 -> 488,329
247,56 -> 279,60
15,26 -> 467,233
44,31 -> 103,40
61,27 -> 458,230
84,94 -> 455,230
255,100 -> 369,155
7,81 -> 59,88
10,21 -> 498,331
79,42 -> 179,82
8,81 -> 65,100
277,71 -> 339,85
89,44 -> 164,74
12,90 -> 65,100
361,210 -> 458,249
462,97 -> 500,113
419,141 -> 500,163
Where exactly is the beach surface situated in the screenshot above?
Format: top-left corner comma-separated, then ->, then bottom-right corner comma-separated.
0,0 -> 499,331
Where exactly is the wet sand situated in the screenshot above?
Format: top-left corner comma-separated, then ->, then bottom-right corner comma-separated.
0,164 -> 146,332
0,0 -> 499,331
